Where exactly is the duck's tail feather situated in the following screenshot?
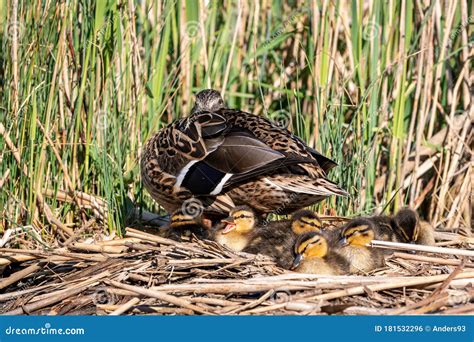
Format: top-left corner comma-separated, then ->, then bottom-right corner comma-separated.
265,177 -> 349,197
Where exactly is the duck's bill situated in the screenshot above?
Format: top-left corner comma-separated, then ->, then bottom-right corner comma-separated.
291,254 -> 303,270
222,223 -> 236,234
222,216 -> 234,224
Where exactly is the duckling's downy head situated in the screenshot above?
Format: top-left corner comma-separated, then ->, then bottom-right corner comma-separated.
291,232 -> 328,269
339,219 -> 375,247
394,208 -> 419,242
191,89 -> 226,114
221,206 -> 257,234
291,210 -> 322,234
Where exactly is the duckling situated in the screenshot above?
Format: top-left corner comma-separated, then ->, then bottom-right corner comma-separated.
212,206 -> 260,252
290,210 -> 323,234
366,215 -> 405,243
141,89 -> 347,220
162,209 -> 211,241
416,221 -> 436,246
336,219 -> 385,274
393,208 -> 435,245
243,209 -> 323,269
291,232 -> 349,275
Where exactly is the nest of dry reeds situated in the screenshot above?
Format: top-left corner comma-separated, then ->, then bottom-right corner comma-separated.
1,225 -> 473,315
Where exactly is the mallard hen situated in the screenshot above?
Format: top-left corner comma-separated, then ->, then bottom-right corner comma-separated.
141,89 -> 347,219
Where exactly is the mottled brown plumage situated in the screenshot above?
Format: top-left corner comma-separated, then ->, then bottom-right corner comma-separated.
141,89 -> 347,218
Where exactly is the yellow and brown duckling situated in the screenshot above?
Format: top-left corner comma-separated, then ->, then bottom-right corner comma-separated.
243,209 -> 323,269
162,209 -> 212,241
290,210 -> 323,234
141,89 -> 347,221
392,208 -> 435,246
291,231 -> 349,275
365,215 -> 404,244
336,219 -> 385,274
365,208 -> 435,246
212,206 -> 260,252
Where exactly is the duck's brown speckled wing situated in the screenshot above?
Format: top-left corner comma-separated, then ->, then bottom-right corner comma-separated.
141,103 -> 347,215
218,108 -> 336,176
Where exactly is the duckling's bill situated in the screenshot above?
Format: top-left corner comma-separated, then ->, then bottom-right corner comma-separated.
221,216 -> 236,234
291,254 -> 303,270
338,236 -> 348,247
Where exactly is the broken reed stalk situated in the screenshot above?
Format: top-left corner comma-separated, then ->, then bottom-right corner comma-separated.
109,297 -> 141,316
393,252 -> 474,267
0,262 -> 46,290
391,264 -> 466,314
69,242 -> 128,254
1,222 -> 472,315
106,280 -> 214,315
2,271 -> 110,315
370,240 -> 474,257
309,271 -> 474,302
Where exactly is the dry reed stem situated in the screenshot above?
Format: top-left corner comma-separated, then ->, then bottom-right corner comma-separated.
107,280 -> 213,315
109,297 -> 141,316
309,271 -> 474,302
1,220 -> 472,315
371,240 -> 474,257
2,271 -> 110,315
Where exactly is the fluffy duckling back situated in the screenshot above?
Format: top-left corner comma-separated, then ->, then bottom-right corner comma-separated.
164,209 -> 211,241
213,206 -> 259,252
336,219 -> 384,274
416,221 -> 436,246
291,232 -> 349,275
243,209 -> 323,269
364,208 -> 431,245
